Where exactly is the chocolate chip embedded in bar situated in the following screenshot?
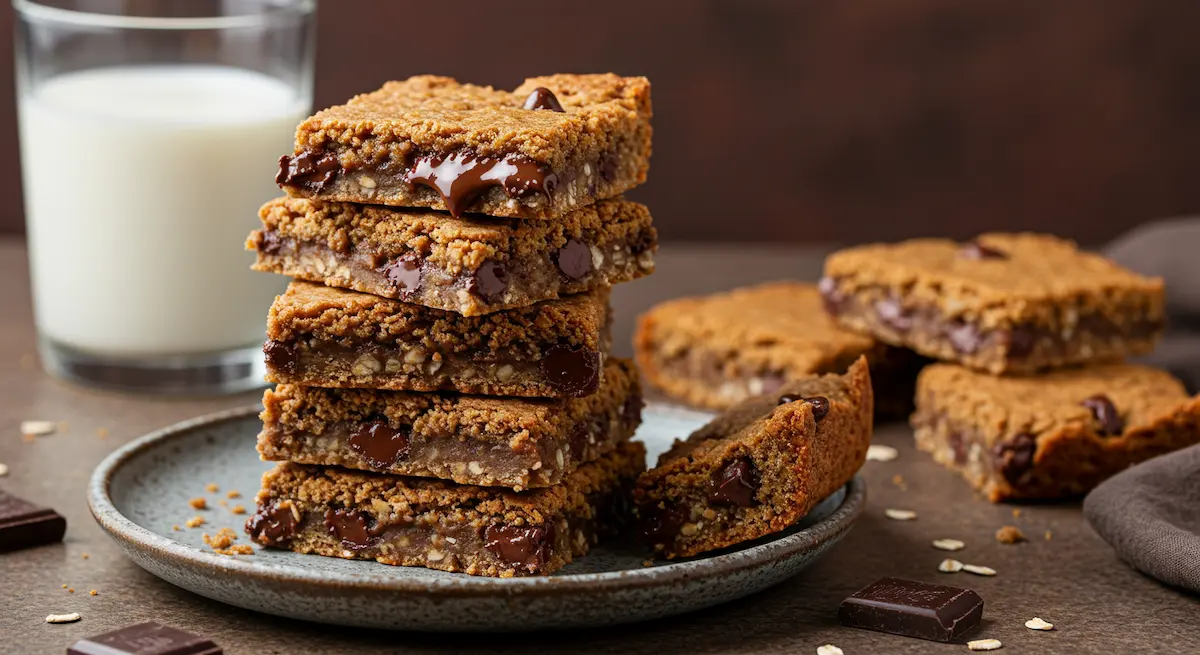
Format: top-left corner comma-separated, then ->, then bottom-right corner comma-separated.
0,490 -> 66,552
634,358 -> 873,559
248,196 -> 656,316
246,442 -> 646,577
911,362 -> 1200,502
257,359 -> 643,488
821,233 -> 1165,375
634,281 -> 925,417
68,621 -> 222,655
839,577 -> 984,642
265,281 -> 611,398
278,74 -> 652,219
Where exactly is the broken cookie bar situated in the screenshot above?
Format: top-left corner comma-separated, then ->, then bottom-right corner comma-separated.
911,363 -> 1200,502
635,357 -> 873,558
277,74 -> 652,219
264,281 -> 610,398
821,233 -> 1164,375
258,359 -> 642,489
634,282 -> 924,418
248,196 -> 656,316
245,441 -> 645,577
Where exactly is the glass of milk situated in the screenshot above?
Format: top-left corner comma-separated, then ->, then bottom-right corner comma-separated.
14,0 -> 315,394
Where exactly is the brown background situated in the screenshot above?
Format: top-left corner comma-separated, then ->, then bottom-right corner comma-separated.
3,1 -> 1200,243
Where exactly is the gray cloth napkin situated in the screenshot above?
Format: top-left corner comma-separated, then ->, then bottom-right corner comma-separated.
1083,218 -> 1200,592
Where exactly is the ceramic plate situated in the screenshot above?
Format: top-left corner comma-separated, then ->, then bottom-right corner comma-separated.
88,404 -> 866,631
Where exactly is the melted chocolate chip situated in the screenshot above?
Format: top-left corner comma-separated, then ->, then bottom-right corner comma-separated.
778,395 -> 830,421
540,344 -> 601,396
348,421 -> 411,468
324,509 -> 380,551
599,154 -> 619,182
958,241 -> 1008,260
708,458 -> 760,507
637,501 -> 689,546
483,524 -> 552,569
263,340 -> 298,374
276,151 -> 340,192
818,276 -> 846,315
404,151 -> 557,218
381,257 -> 422,298
946,320 -> 983,354
522,87 -> 565,112
469,260 -> 509,302
993,433 -> 1037,485
555,239 -> 594,280
258,231 -> 284,255
1081,395 -> 1124,436
245,502 -> 298,546
1006,326 -> 1037,358
875,297 -> 913,332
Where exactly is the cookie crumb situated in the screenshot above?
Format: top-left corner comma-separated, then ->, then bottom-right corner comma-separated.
68,588 -> 75,593
1045,530 -> 1053,541
81,553 -> 89,560
1011,508 -> 1022,519
185,515 -> 205,528
866,444 -> 899,462
891,474 -> 908,490
20,420 -> 56,437
967,639 -> 1002,651
213,544 -> 254,556
231,504 -> 246,515
938,558 -> 964,573
932,538 -> 965,551
89,590 -> 98,596
0,462 -> 8,477
45,612 -> 81,624
995,526 -> 1026,544
962,564 -> 997,576
885,508 -> 917,521
1025,617 -> 1053,631
172,524 -> 181,532
188,497 -> 207,510
218,499 -> 228,508
817,645 -> 844,655
641,559 -> 654,567
205,483 -> 219,493
226,490 -> 242,499
61,584 -> 67,589
95,427 -> 109,439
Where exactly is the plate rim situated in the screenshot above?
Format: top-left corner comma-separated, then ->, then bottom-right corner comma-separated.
87,405 -> 867,597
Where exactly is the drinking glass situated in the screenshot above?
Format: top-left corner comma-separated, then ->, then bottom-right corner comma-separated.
14,0 -> 316,394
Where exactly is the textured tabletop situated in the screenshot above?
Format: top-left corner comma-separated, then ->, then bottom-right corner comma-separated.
0,239 -> 1195,654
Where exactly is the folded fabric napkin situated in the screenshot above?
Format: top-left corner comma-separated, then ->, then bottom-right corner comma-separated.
1083,444 -> 1200,592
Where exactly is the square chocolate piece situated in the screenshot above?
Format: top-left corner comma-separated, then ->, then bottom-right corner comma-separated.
68,621 -> 222,655
912,362 -> 1200,501
822,233 -> 1165,374
839,577 -> 984,643
0,490 -> 66,552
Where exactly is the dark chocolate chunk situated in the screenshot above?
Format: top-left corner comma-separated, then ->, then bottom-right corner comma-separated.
0,490 -> 66,552
839,576 -> 984,642
958,240 -> 1008,260
1081,394 -> 1124,436
470,260 -> 509,302
637,501 -> 688,546
244,501 -> 299,546
404,151 -> 557,217
381,257 -> 422,298
875,297 -> 913,332
263,340 -> 298,374
540,344 -> 601,396
817,276 -> 846,315
708,458 -> 760,507
483,524 -> 552,570
257,231 -> 284,255
946,320 -> 983,355
348,421 -> 411,468
1006,326 -> 1037,358
993,432 -> 1038,485
803,396 -> 831,421
324,509 -> 380,551
68,621 -> 222,655
276,151 -> 340,192
522,87 -> 565,112
555,239 -> 594,280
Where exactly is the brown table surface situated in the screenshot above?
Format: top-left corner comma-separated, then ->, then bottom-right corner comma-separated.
0,238 -> 1196,655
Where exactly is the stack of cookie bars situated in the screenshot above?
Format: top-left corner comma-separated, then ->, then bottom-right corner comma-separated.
241,74 -> 658,576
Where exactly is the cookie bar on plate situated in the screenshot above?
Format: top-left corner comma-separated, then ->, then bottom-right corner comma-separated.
821,233 -> 1164,375
276,74 -> 652,219
246,442 -> 645,577
635,357 -> 872,558
911,363 -> 1200,501
635,282 -> 923,417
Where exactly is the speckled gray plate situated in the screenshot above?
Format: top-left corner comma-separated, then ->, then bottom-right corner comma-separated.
88,403 -> 865,632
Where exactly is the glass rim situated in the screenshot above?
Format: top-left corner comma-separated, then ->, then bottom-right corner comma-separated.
13,0 -> 316,30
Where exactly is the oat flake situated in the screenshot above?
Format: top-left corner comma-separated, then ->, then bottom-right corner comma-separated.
884,508 -> 917,521
816,645 -> 844,655
866,444 -> 899,462
938,558 -> 964,573
1025,617 -> 1054,630
967,638 -> 1003,651
962,564 -> 997,576
45,613 -> 81,624
932,538 -> 965,551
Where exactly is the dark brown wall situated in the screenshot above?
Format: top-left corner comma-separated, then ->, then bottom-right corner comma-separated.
4,1 -> 1200,243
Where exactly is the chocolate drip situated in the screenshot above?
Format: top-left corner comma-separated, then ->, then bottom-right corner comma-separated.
276,152 -> 340,192
404,152 -> 558,218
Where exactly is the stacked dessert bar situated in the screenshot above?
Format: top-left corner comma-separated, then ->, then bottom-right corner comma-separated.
820,233 -> 1200,501
242,74 -> 658,576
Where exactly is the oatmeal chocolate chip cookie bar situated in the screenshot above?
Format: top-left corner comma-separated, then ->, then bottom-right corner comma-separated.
246,441 -> 645,577
264,281 -> 610,397
249,197 -> 656,316
277,74 -> 652,219
634,282 -> 924,417
911,363 -> 1200,502
821,233 -> 1165,375
635,357 -> 872,558
258,359 -> 642,489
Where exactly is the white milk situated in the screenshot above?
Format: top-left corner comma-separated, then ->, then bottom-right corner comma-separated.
18,66 -> 307,357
